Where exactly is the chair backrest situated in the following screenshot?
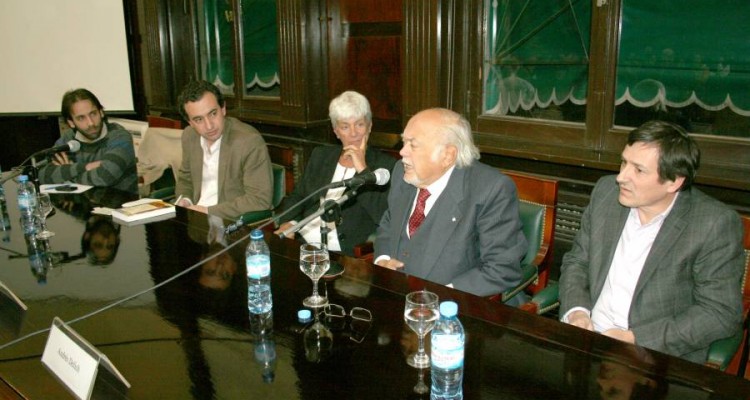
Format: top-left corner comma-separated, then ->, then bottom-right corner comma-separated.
705,214 -> 750,373
147,115 -> 183,129
266,143 -> 298,196
271,163 -> 286,209
137,127 -> 183,194
741,214 -> 750,305
502,170 -> 558,294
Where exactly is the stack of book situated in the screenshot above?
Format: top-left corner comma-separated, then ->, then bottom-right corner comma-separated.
111,198 -> 176,226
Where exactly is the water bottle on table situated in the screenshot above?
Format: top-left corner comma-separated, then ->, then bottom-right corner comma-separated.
0,166 -> 11,235
431,301 -> 465,400
246,229 -> 272,314
17,175 -> 40,236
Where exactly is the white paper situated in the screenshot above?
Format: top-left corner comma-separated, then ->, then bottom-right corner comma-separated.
41,183 -> 93,194
41,320 -> 99,400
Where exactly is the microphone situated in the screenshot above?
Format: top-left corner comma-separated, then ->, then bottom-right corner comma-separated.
33,140 -> 81,157
224,210 -> 274,234
327,168 -> 390,189
277,192 -> 355,238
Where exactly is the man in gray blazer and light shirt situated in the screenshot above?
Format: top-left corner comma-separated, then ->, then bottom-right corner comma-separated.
175,80 -> 273,220
559,120 -> 744,363
374,108 -> 527,301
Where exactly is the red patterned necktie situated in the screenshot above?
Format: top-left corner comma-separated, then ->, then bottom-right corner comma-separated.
408,188 -> 431,237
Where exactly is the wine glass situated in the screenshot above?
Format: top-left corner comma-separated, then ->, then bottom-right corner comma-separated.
413,368 -> 429,394
299,242 -> 330,308
304,315 -> 334,362
36,193 -> 55,239
403,290 -> 439,368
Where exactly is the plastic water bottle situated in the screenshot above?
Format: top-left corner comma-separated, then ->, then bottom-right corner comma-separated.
16,175 -> 38,216
17,175 -> 40,236
0,165 -> 11,234
431,301 -> 465,400
26,236 -> 50,285
246,229 -> 272,314
248,308 -> 276,382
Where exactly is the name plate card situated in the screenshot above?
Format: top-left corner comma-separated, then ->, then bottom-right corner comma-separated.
41,317 -> 129,400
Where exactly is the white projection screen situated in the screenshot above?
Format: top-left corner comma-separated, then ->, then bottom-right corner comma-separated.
0,0 -> 134,115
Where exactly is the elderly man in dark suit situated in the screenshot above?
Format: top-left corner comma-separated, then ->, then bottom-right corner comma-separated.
559,120 -> 744,363
374,108 -> 527,299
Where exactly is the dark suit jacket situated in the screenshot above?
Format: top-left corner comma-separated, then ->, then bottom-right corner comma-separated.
375,160 -> 527,297
559,175 -> 744,363
277,145 -> 396,256
176,117 -> 273,220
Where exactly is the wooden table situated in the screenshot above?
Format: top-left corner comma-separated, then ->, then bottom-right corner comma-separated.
0,177 -> 749,399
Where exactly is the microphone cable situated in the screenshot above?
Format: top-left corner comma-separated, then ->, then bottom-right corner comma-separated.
0,217 -> 254,351
0,168 -> 375,350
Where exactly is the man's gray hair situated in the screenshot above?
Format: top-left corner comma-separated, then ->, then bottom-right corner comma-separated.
329,91 -> 372,128
431,108 -> 480,167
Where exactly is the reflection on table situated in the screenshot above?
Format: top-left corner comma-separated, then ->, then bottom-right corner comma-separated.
0,180 -> 749,399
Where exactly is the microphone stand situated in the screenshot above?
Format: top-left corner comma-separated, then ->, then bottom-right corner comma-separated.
318,195 -> 345,278
277,186 -> 362,278
28,157 -> 42,192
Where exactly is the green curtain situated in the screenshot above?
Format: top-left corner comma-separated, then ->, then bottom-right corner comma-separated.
484,0 -> 750,117
202,0 -> 234,92
483,0 -> 591,115
617,0 -> 750,116
241,0 -> 280,92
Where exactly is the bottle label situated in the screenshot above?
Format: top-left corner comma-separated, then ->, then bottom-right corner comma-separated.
18,194 -> 36,210
247,254 -> 271,279
431,335 -> 464,369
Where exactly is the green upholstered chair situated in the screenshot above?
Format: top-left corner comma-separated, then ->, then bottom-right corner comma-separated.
496,171 -> 558,303
500,200 -> 548,302
235,163 -> 287,226
523,214 -> 750,375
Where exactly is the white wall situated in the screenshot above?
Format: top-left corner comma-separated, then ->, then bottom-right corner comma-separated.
0,0 -> 134,115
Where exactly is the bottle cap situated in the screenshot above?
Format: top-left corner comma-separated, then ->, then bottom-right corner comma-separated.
297,309 -> 312,323
19,175 -> 28,182
440,301 -> 458,317
251,229 -> 264,240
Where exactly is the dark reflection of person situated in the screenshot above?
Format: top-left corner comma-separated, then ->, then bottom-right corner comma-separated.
81,215 -> 120,265
595,345 -> 667,400
51,187 -> 134,265
147,212 -> 249,399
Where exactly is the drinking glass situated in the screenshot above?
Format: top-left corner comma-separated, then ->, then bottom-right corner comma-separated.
36,193 -> 55,239
299,242 -> 330,308
403,290 -> 439,368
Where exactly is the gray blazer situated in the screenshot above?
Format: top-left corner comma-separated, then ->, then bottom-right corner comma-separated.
176,117 -> 273,220
375,160 -> 526,297
559,175 -> 744,363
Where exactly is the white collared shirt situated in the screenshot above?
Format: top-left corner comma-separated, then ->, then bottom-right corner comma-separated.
297,163 -> 355,251
373,165 -> 456,265
563,192 -> 679,331
197,136 -> 222,207
405,165 -> 455,238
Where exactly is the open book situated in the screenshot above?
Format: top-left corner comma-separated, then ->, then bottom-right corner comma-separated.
111,198 -> 176,224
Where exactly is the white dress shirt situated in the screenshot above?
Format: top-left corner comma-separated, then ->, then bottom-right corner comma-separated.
197,136 -> 222,207
297,163 -> 355,252
374,166 -> 455,266
405,166 -> 455,238
562,193 -> 679,331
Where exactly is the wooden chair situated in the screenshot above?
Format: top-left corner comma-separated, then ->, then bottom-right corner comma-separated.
500,170 -> 558,299
525,214 -> 750,375
266,143 -> 297,197
706,214 -> 750,374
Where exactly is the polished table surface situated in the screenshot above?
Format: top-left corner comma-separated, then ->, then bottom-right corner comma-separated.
1,179 -> 750,399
